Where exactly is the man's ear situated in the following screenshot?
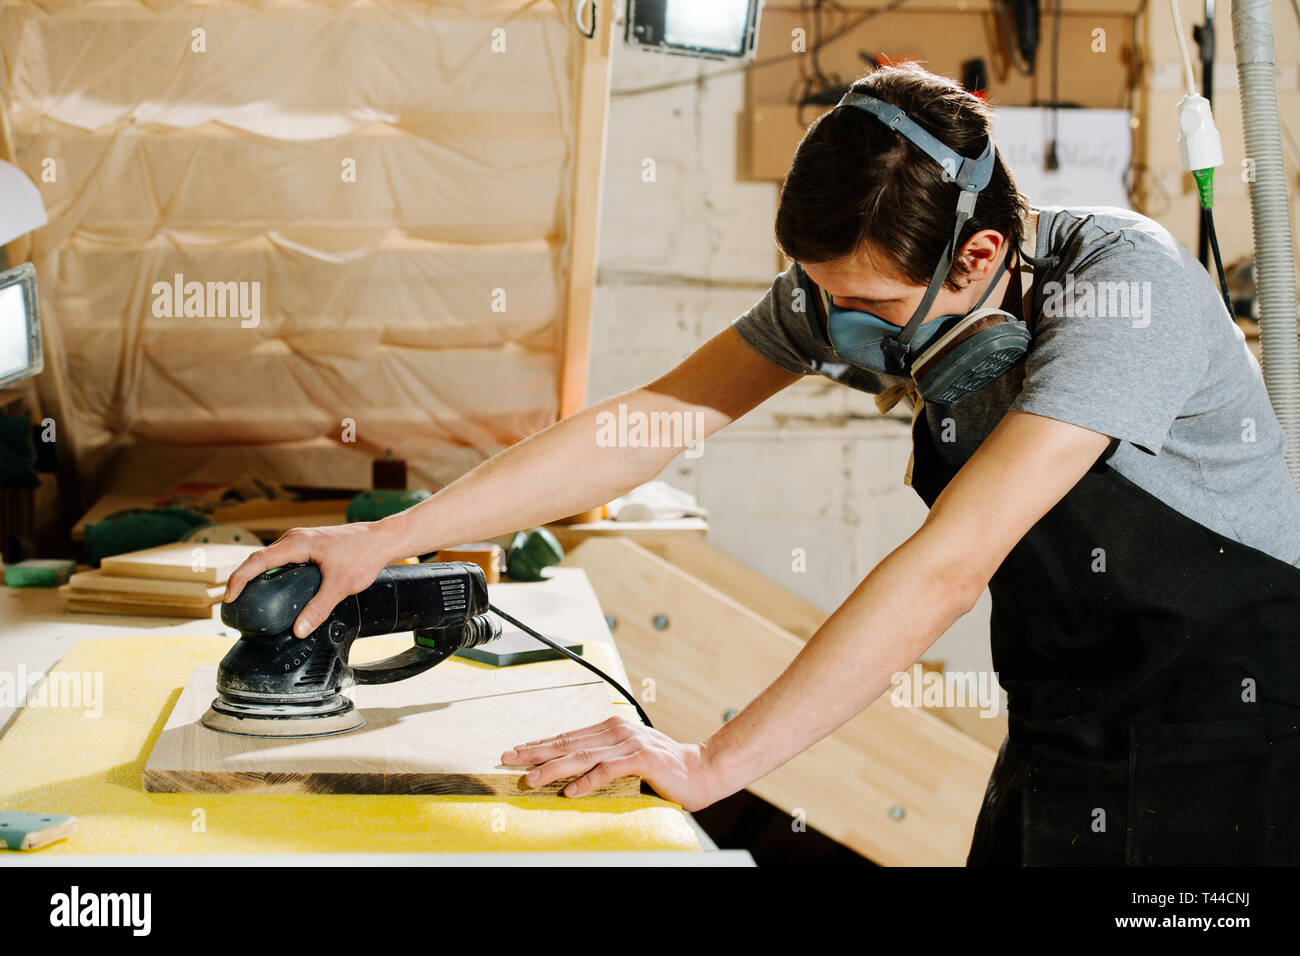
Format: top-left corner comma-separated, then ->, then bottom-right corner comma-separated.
957,229 -> 1006,278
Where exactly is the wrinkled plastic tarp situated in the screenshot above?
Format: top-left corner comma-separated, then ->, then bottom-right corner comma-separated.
0,0 -> 581,493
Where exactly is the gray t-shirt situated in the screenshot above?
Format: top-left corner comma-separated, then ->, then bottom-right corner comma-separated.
733,205 -> 1300,569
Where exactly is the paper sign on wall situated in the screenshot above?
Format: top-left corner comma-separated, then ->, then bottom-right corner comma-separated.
992,107 -> 1133,209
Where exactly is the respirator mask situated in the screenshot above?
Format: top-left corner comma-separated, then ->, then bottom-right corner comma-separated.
802,91 -> 1034,405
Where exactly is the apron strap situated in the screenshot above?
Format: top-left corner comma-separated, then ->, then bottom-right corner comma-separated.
1018,209 -> 1040,334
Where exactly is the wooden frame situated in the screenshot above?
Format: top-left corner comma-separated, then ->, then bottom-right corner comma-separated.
558,0 -> 616,418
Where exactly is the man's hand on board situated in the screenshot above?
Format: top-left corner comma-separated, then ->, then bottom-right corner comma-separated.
503,715 -> 719,812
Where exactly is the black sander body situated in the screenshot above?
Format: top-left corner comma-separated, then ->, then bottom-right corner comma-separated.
206,561 -> 500,738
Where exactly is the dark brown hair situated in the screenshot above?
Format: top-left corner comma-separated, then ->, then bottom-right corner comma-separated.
775,64 -> 1027,291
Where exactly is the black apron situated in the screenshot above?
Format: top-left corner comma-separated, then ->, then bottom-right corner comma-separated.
908,405 -> 1300,865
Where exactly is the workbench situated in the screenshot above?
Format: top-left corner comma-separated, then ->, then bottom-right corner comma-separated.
37,506 -> 1001,865
0,568 -> 745,865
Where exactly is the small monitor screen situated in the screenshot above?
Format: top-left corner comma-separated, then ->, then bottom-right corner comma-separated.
0,282 -> 31,380
626,0 -> 760,61
0,264 -> 42,388
663,1 -> 753,56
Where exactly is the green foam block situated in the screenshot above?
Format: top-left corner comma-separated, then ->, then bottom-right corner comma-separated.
4,559 -> 76,587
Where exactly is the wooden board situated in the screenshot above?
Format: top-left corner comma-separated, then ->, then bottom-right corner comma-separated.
60,591 -> 218,620
143,663 -> 640,796
648,537 -> 827,641
208,498 -> 351,523
99,543 -> 258,584
435,543 -> 503,584
557,0 -> 615,418
59,585 -> 216,610
543,517 -> 708,555
67,570 -> 224,603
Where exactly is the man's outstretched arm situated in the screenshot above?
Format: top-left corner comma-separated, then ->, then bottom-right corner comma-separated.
505,410 -> 1112,810
223,327 -> 802,638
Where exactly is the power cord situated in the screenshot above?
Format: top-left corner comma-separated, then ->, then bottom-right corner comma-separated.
489,603 -> 654,728
1204,208 -> 1233,316
994,0 -> 1035,77
1043,0 -> 1062,170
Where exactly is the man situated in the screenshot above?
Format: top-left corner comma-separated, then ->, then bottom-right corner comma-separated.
225,65 -> 1300,865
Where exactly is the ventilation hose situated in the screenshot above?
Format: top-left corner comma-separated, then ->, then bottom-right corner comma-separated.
1233,0 -> 1300,489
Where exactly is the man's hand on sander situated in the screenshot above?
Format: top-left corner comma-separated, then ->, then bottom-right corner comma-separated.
502,715 -> 720,811
223,522 -> 401,639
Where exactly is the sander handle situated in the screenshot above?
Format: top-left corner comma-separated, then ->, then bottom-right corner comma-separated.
220,560 -> 500,691
221,560 -> 491,638
350,615 -> 502,685
333,561 -> 497,685
350,561 -> 491,636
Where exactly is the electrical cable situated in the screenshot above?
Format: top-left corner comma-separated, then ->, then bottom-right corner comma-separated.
994,0 -> 1035,77
1045,0 -> 1062,169
795,0 -> 849,123
1193,0 -> 1216,267
1169,0 -> 1230,305
807,0 -> 844,92
1169,0 -> 1198,95
1204,208 -> 1234,316
489,603 -> 654,728
610,0 -> 913,97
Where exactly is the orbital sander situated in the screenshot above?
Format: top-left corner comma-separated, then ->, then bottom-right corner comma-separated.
205,561 -> 501,738
206,559 -> 653,739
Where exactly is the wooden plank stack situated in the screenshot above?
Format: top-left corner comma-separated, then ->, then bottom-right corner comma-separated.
59,543 -> 258,619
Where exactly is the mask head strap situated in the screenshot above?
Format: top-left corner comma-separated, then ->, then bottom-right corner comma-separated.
966,241 -> 1013,313
833,90 -> 997,365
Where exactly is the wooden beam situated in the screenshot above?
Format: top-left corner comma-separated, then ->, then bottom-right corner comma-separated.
644,536 -> 827,641
557,0 -> 614,418
544,516 -> 708,553
645,538 -> 1009,748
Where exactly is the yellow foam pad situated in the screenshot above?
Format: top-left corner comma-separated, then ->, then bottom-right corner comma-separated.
0,636 -> 700,854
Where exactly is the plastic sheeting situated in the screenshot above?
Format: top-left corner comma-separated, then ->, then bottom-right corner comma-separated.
0,0 -> 584,494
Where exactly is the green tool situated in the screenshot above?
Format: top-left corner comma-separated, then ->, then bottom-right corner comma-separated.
84,507 -> 209,566
345,489 -> 431,523
505,527 -> 565,581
